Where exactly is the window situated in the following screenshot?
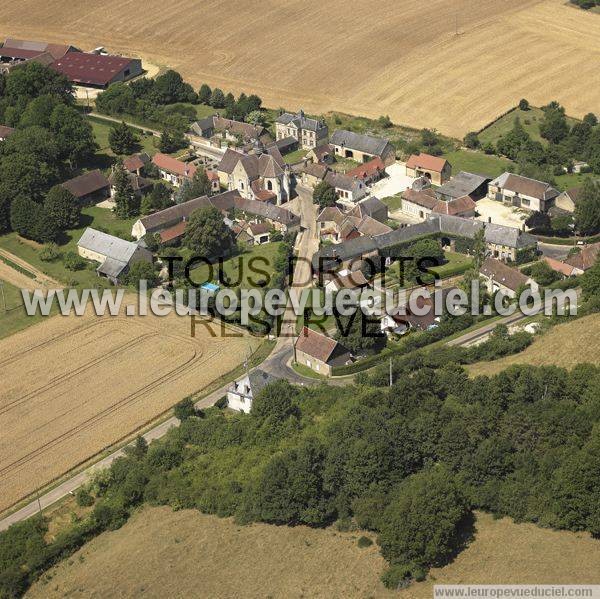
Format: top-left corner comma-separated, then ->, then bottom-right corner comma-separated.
267,180 -> 273,191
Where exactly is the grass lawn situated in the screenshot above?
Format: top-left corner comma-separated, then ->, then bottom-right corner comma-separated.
380,193 -> 403,211
283,148 -> 308,164
478,107 -> 580,147
0,207 -> 137,288
430,251 -> 474,278
292,361 -> 327,379
182,242 -> 283,290
193,104 -> 224,119
0,279 -> 52,339
443,149 -> 513,177
88,115 -> 158,159
554,171 -> 595,191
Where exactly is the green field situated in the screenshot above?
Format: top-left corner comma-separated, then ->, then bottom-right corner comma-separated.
429,250 -> 474,278
443,149 -> 513,177
0,279 -> 52,339
478,107 -> 580,147
380,193 -> 403,211
88,116 -> 158,157
0,207 -> 137,288
283,148 -> 308,164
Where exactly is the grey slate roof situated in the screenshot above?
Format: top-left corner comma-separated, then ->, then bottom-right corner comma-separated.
78,228 -> 140,263
329,130 -> 391,156
436,171 -> 491,200
275,110 -> 325,132
248,369 -> 279,396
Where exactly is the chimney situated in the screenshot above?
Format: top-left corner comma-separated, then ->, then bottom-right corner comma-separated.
488,216 -> 492,224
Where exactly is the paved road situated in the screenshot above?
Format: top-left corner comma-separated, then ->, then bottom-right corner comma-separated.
0,186 -> 321,531
538,241 -> 572,261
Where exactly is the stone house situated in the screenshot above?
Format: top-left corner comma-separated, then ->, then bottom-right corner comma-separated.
479,256 -> 538,298
62,170 -> 110,205
275,110 -> 329,150
487,172 -> 559,212
226,369 -> 278,414
293,327 -> 352,376
405,153 -> 452,185
152,153 -> 197,187
330,130 -> 396,166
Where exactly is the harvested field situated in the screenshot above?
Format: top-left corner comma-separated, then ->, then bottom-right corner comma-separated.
0,303 -> 257,513
26,508 -> 600,598
467,314 -> 600,377
1,1 -> 599,136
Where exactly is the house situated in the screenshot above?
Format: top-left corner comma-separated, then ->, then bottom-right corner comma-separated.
316,207 -> 390,244
246,222 -> 271,245
432,195 -> 477,218
131,190 -> 300,241
542,256 -> 578,278
487,172 -> 559,212
436,171 -> 490,202
217,146 -> 291,205
123,153 -> 151,175
51,52 -> 142,89
348,196 -> 389,223
293,327 -> 352,376
108,170 -> 153,199
324,269 -> 369,297
301,163 -> 329,188
405,153 -> 452,185
188,116 -> 271,147
275,110 -> 328,150
306,144 -> 334,164
0,125 -> 15,141
77,228 -> 152,284
401,187 -> 439,219
555,187 -> 582,213
152,153 -> 197,187
345,157 -> 386,186
330,130 -> 396,166
270,136 -> 298,156
380,289 -> 445,336
226,369 -> 278,414
324,171 -> 367,203
479,257 -> 537,298
0,38 -> 76,65
563,242 -> 600,274
62,170 -> 110,205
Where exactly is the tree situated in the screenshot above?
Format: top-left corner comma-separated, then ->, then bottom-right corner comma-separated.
183,205 -> 235,259
540,102 -> 569,144
378,115 -> 393,129
141,182 -> 172,214
581,254 -> 600,301
496,118 -> 531,160
44,185 -> 80,230
463,132 -> 480,149
518,98 -> 530,111
377,467 -> 471,570
174,397 -> 196,421
525,211 -> 552,232
4,61 -> 73,106
159,120 -> 187,153
583,113 -> 598,127
209,88 -> 225,108
529,261 -> 560,286
251,380 -> 300,421
472,227 -> 486,269
18,94 -> 60,128
313,181 -> 337,208
108,121 -> 138,155
198,83 -> 212,104
49,103 -> 97,166
334,311 -> 381,354
574,179 -> 600,235
10,196 -> 58,243
112,162 -> 138,218
246,110 -> 267,126
124,260 -> 158,287
95,83 -> 136,115
153,69 -> 197,104
179,168 -> 213,203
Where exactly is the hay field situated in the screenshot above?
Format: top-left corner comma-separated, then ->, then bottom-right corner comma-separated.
26,508 -> 600,599
468,313 -> 600,377
0,304 -> 256,513
1,0 -> 599,136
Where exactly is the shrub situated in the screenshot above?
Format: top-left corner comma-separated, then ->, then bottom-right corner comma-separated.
357,535 -> 373,548
75,488 -> 95,507
518,98 -> 530,111
39,243 -> 60,262
63,251 -> 86,271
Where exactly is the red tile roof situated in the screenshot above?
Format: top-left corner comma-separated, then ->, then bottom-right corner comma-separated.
406,153 -> 448,173
152,153 -> 197,179
433,195 -> 477,216
61,170 -> 110,199
123,155 -> 146,172
542,257 -> 577,277
345,157 -> 385,180
159,221 -> 187,243
564,242 -> 600,272
294,327 -> 340,363
51,52 -> 137,86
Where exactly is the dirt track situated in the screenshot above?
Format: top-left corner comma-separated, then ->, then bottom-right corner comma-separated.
0,303 -> 256,513
1,0 -> 598,136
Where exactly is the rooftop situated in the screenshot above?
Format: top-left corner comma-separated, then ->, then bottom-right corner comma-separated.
330,130 -> 391,156
406,153 -> 449,173
51,52 -> 138,86
61,170 -> 110,199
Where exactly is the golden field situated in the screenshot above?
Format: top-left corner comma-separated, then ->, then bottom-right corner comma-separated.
468,313 -> 600,377
1,0 -> 599,136
0,306 -> 257,514
26,508 -> 600,598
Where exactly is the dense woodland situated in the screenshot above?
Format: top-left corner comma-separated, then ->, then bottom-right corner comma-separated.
1,264 -> 599,597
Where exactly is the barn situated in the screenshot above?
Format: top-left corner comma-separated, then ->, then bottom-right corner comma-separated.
50,52 -> 142,88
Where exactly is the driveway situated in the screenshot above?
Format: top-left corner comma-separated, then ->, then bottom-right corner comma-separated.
369,162 -> 415,199
538,242 -> 572,261
475,198 -> 529,229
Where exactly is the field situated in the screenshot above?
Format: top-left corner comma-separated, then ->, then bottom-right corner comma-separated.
0,279 -> 54,339
468,313 -> 600,377
26,508 -> 600,598
0,303 -> 258,514
443,150 -> 514,178
1,1 -> 599,137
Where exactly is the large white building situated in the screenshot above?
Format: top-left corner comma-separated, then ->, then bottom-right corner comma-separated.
226,369 -> 279,413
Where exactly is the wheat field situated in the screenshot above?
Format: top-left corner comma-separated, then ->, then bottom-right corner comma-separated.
0,0 -> 599,136
0,306 -> 256,514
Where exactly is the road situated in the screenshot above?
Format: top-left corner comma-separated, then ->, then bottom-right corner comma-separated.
0,185 -> 321,531
538,241 -> 572,261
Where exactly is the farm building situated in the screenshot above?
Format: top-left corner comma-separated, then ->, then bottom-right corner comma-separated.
108,170 -> 153,199
188,116 -> 272,147
405,153 -> 452,185
345,157 -> 386,186
436,171 -> 491,202
487,172 -> 559,213
275,110 -> 329,150
348,196 -> 389,223
324,171 -> 367,203
123,152 -> 151,175
293,327 -> 352,376
401,187 -> 439,219
226,369 -> 279,414
152,153 -> 197,187
432,195 -> 477,217
77,228 -> 152,284
50,52 -> 142,88
306,144 -> 334,164
324,269 -> 369,297
479,256 -> 537,298
563,242 -> 600,274
554,187 -> 581,213
330,130 -> 396,166
61,170 -> 110,205
0,125 -> 15,141
0,37 -> 76,65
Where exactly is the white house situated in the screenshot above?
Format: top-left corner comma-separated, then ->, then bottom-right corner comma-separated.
226,369 -> 278,413
487,172 -> 559,213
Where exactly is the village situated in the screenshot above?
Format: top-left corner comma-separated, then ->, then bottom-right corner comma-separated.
1,35 -> 599,403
